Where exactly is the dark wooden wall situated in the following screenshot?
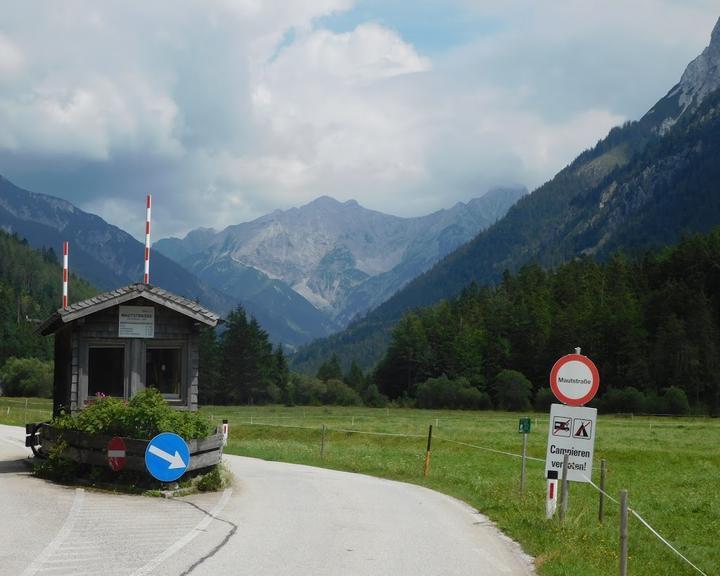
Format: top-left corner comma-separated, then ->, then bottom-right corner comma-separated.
66,297 -> 201,413
52,326 -> 72,416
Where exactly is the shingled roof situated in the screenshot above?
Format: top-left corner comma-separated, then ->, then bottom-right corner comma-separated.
38,283 -> 222,336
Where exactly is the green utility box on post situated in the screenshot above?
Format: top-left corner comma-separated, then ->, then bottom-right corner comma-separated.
518,417 -> 532,434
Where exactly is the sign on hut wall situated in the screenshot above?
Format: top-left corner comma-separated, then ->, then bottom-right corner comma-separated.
118,305 -> 155,338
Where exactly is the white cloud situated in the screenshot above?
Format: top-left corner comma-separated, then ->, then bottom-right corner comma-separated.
0,33 -> 23,76
0,78 -> 182,159
0,1 -> 717,239
267,24 -> 431,84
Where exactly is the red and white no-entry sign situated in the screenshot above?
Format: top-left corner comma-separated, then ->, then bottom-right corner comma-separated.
107,436 -> 127,471
549,353 -> 599,406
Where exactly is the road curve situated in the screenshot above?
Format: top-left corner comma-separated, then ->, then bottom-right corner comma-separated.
0,424 -> 535,576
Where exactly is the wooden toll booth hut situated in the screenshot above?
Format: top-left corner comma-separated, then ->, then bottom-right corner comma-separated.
38,283 -> 221,415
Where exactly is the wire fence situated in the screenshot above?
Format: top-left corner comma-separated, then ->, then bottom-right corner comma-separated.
579,473 -> 709,576
235,418 -> 711,576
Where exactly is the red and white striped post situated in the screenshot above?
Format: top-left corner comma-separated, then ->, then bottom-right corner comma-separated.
144,194 -> 152,284
62,241 -> 69,309
546,473 -> 558,519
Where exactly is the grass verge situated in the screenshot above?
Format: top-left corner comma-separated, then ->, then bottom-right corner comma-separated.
201,405 -> 719,576
2,399 -> 716,575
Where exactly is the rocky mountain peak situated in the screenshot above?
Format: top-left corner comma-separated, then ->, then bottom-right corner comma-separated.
673,16 -> 720,111
155,188 -> 524,338
301,196 -> 362,213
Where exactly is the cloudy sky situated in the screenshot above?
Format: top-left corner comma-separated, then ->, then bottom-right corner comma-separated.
0,1 -> 717,240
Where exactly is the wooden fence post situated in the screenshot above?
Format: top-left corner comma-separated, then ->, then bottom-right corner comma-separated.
320,424 -> 326,460
423,425 -> 433,477
599,459 -> 607,524
619,490 -> 629,576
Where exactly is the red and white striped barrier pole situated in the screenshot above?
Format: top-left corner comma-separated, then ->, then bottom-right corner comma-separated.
222,419 -> 229,446
144,194 -> 151,284
62,241 -> 69,309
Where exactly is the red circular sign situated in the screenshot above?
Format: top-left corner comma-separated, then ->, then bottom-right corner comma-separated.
107,436 -> 126,471
549,354 -> 599,406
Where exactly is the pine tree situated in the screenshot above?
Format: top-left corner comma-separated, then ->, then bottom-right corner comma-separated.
316,353 -> 343,382
344,361 -> 366,393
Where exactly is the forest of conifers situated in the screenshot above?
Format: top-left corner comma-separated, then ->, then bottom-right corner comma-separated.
198,227 -> 720,414
2,226 -> 719,414
0,231 -> 96,396
373,227 -> 720,414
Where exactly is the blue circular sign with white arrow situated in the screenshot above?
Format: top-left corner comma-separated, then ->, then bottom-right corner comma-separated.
145,432 -> 190,482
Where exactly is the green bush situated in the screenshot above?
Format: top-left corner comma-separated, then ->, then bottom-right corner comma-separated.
601,387 -> 646,413
285,374 -> 364,406
33,439 -> 77,483
0,357 -> 53,397
53,388 -> 212,439
196,466 -> 224,492
323,379 -> 363,406
533,388 -> 555,412
644,391 -> 665,414
493,370 -> 532,411
362,383 -> 388,407
663,386 -> 690,415
457,386 -> 493,410
286,374 -> 323,405
416,375 -> 491,409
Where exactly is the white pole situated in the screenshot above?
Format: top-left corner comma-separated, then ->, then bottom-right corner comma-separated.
62,241 -> 69,309
546,477 -> 558,519
144,194 -> 152,284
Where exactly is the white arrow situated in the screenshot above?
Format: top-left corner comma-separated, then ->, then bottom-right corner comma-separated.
148,444 -> 186,469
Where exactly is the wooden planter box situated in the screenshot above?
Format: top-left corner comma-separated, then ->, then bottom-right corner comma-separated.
28,424 -> 224,474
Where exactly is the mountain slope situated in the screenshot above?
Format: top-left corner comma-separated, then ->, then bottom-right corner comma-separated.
0,176 -> 236,313
0,229 -> 97,367
0,176 -> 344,345
292,16 -> 720,373
156,187 -> 525,332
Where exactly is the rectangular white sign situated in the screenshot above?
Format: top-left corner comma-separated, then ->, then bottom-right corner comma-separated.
545,403 -> 597,483
118,306 -> 155,338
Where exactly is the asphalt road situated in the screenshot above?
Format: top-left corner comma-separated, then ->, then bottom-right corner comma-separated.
0,424 -> 535,576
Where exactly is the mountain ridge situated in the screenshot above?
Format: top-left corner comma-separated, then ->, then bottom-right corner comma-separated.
155,186 -> 526,334
291,16 -> 720,373
0,174 -> 236,314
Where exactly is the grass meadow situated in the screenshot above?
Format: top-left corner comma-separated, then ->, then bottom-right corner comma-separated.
3,397 -> 718,576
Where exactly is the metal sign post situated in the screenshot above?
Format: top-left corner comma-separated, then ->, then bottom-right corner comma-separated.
518,417 -> 531,495
545,348 -> 600,518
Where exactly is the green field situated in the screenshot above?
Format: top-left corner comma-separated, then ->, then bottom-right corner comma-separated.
0,396 -> 53,427
3,399 -> 718,576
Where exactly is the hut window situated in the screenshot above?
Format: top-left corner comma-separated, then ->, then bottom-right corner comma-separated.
88,347 -> 125,398
146,347 -> 182,399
